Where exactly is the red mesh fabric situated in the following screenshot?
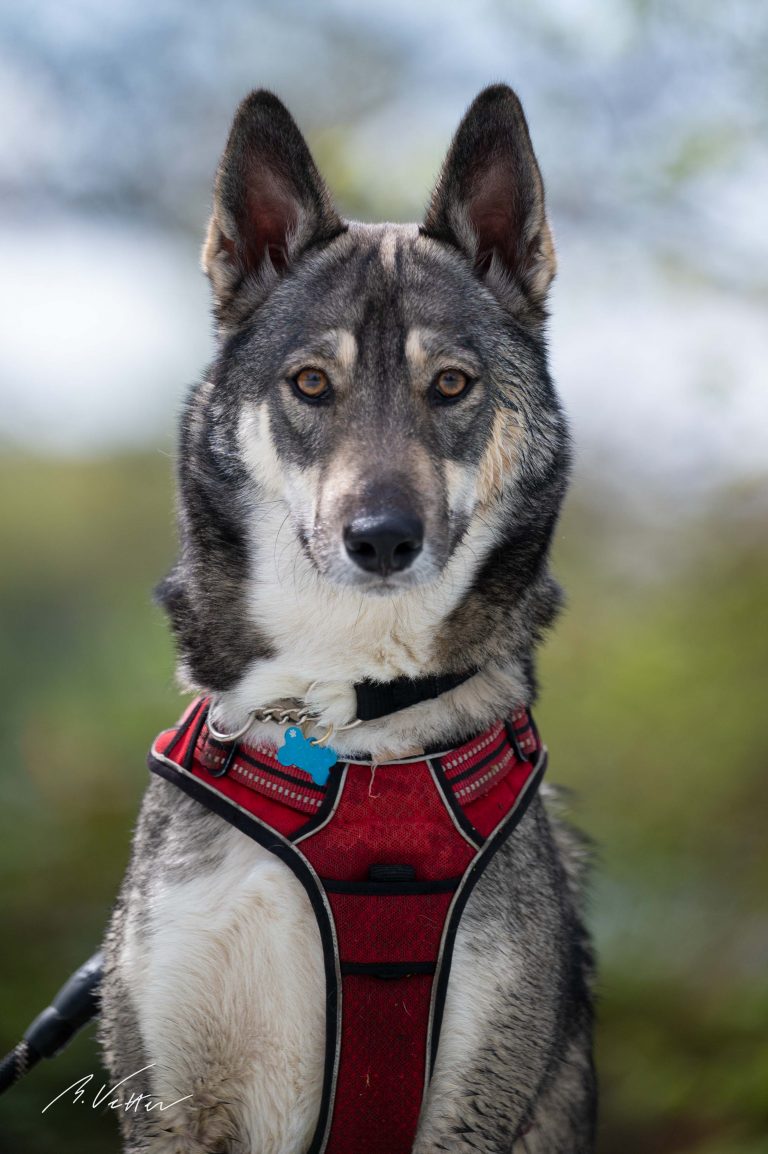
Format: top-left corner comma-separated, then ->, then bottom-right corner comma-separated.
463,756 -> 539,840
328,891 -> 454,965
154,719 -> 198,764
307,762 -> 475,881
302,763 -> 474,1154
152,711 -> 312,839
323,973 -> 434,1154
156,699 -> 540,842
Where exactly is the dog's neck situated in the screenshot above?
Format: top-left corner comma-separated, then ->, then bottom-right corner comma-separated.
212,663 -> 529,762
202,503 -> 536,760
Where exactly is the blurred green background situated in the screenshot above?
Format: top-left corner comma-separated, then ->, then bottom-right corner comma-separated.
1,2 -> 767,1152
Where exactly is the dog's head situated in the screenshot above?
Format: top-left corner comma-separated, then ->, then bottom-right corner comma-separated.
162,85 -> 569,693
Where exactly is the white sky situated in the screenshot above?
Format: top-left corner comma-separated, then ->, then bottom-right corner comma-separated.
0,220 -> 765,504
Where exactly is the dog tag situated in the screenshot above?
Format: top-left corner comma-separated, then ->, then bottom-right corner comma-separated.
277,727 -> 337,786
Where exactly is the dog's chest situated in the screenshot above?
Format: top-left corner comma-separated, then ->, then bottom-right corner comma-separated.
117,707 -> 545,1152
126,824 -> 327,1154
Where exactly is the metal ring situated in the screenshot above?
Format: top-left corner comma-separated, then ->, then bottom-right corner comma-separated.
308,715 -> 362,747
310,723 -> 335,748
336,718 -> 363,732
206,706 -> 256,744
305,682 -> 361,732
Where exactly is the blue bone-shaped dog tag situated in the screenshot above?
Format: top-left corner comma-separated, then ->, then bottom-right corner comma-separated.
277,727 -> 337,786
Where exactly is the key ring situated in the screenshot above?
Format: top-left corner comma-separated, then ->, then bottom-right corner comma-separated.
303,683 -> 363,742
206,707 -> 257,744
309,717 -> 363,747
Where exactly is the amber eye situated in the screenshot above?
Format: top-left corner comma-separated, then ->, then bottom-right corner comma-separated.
433,368 -> 470,401
293,367 -> 330,400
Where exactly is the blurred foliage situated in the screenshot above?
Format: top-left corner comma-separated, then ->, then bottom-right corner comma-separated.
0,453 -> 766,1153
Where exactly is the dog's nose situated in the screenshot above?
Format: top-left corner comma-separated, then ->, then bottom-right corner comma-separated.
343,512 -> 424,575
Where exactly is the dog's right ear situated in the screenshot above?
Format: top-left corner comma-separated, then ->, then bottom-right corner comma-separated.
203,90 -> 344,329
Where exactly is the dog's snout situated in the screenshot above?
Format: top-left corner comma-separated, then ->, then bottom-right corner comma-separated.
344,512 -> 424,576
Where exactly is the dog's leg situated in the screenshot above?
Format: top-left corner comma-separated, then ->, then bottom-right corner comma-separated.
101,776 -> 326,1154
511,1029 -> 597,1154
100,913 -> 157,1154
100,785 -> 245,1154
414,799 -> 595,1154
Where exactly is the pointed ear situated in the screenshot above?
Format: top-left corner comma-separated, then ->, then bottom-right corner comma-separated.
203,90 -> 344,328
423,85 -> 556,322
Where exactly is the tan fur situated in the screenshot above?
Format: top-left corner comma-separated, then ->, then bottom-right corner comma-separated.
405,327 -> 429,372
528,216 -> 557,303
476,407 -> 524,505
333,328 -> 357,374
378,227 -> 398,272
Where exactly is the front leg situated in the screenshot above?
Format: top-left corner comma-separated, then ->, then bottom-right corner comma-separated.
414,802 -> 595,1153
100,777 -> 326,1154
416,1030 -> 595,1154
511,1029 -> 596,1154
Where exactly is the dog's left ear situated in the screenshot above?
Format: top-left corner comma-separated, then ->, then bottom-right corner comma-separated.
423,85 -> 556,322
203,89 -> 344,329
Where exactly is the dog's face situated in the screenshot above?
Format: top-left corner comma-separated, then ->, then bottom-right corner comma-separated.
235,227 -> 511,594
200,87 -> 562,596
161,86 -> 569,694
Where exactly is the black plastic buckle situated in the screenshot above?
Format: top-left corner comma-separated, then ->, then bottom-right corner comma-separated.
505,710 -> 540,764
208,740 -> 239,779
505,718 -> 526,763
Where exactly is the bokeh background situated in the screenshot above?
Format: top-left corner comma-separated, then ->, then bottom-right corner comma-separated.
1,2 -> 767,1151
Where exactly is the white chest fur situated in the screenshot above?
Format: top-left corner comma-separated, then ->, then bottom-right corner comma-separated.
121,827 -> 326,1154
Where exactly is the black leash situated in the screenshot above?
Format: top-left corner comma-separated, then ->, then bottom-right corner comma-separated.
0,951 -> 103,1095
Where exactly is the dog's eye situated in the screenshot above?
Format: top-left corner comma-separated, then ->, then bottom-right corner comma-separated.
432,369 -> 470,401
293,367 -> 330,401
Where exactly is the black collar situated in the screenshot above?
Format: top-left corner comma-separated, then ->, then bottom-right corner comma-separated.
353,668 -> 480,723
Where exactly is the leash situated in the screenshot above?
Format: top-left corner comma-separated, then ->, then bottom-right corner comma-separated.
0,952 -> 103,1095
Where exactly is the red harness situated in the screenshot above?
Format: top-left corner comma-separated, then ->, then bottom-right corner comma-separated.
149,697 -> 545,1154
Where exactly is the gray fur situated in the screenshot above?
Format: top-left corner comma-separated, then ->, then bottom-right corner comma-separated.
101,84 -> 596,1152
416,798 -> 595,1153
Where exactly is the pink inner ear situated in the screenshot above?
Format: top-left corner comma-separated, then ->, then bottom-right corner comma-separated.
468,163 -> 523,270
240,169 -> 299,274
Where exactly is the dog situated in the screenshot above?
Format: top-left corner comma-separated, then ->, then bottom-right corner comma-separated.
100,84 -> 596,1154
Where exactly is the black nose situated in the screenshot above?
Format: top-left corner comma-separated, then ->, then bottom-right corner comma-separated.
344,512 -> 424,575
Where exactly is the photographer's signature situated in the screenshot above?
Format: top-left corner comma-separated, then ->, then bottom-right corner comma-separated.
42,1062 -> 191,1114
